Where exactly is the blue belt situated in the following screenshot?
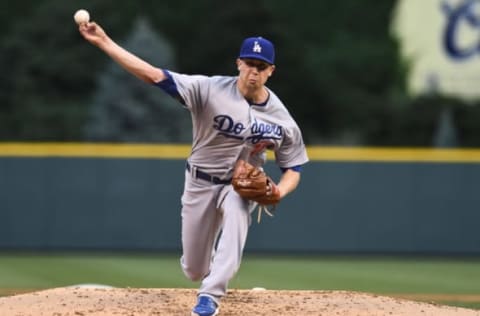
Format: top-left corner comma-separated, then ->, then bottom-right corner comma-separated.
186,162 -> 231,185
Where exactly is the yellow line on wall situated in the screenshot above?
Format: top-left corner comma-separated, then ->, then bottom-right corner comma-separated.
307,146 -> 480,163
1,143 -> 480,163
0,143 -> 191,159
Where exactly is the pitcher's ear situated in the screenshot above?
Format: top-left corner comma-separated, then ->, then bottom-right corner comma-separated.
236,58 -> 242,69
269,65 -> 276,76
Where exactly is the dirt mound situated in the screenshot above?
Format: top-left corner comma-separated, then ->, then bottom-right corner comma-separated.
0,287 -> 479,316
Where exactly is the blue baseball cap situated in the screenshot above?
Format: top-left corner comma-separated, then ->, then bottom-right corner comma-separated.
238,37 -> 275,65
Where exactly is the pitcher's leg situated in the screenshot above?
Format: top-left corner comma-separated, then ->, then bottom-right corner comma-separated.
199,190 -> 252,298
180,173 -> 223,281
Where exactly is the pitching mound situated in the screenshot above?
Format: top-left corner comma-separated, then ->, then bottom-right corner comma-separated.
1,287 -> 479,316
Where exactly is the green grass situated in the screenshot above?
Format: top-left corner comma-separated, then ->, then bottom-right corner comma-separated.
0,253 -> 192,289
1,253 -> 479,309
233,255 -> 480,294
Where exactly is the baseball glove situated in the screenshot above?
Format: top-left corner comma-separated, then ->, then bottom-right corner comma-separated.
231,159 -> 281,206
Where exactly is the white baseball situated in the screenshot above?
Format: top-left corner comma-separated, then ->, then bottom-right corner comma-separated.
251,287 -> 266,291
74,9 -> 90,25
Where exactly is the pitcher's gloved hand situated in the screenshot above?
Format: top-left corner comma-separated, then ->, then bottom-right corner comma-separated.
231,159 -> 281,205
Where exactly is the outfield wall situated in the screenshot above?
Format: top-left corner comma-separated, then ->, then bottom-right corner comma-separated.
1,144 -> 480,254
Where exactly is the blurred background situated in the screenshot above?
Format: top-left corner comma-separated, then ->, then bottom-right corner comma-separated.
2,0 -> 480,146
1,0 -> 480,310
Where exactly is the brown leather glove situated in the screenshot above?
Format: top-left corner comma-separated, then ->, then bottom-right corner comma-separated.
231,159 -> 281,205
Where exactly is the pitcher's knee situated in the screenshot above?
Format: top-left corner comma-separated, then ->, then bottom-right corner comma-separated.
180,254 -> 211,281
182,266 -> 206,281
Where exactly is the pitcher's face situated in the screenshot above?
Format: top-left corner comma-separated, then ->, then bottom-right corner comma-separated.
237,58 -> 275,89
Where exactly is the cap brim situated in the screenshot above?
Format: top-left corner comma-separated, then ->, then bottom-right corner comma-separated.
239,54 -> 274,65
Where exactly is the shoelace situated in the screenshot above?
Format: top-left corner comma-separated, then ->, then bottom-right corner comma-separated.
257,205 -> 275,223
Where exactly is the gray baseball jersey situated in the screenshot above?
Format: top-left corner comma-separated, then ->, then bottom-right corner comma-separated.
155,70 -> 308,300
157,71 -> 308,175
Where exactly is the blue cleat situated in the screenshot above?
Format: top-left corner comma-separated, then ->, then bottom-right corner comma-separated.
191,295 -> 219,316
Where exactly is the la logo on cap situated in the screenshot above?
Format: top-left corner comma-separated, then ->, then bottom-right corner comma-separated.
238,36 -> 275,64
253,41 -> 262,53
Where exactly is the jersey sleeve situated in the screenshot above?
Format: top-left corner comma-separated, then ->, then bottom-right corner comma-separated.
154,70 -> 209,111
275,125 -> 309,169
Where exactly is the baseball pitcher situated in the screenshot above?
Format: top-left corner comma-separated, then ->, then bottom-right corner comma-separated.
79,20 -> 308,316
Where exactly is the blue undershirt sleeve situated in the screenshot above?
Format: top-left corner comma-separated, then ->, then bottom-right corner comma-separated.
280,165 -> 303,173
154,70 -> 185,104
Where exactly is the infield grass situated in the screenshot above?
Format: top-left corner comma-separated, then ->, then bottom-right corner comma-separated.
0,253 -> 479,309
